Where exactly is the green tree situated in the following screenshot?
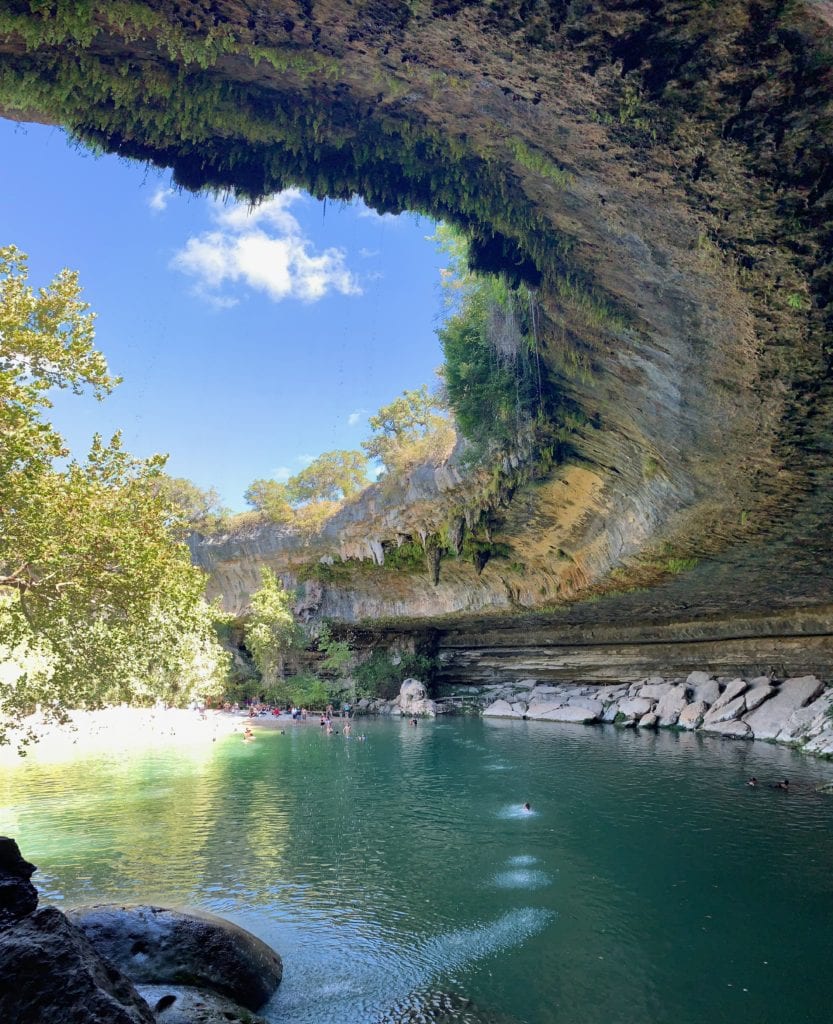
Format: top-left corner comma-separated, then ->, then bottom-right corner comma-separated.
152,474 -> 224,532
0,246 -> 225,741
316,622 -> 354,674
288,449 -> 368,503
243,478 -> 294,522
244,568 -> 299,685
362,385 -> 454,475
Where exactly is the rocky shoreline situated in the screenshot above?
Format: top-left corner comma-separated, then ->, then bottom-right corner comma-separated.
469,672 -> 833,756
350,673 -> 833,758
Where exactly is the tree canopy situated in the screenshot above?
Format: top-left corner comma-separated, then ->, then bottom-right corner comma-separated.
289,450 -> 368,503
361,385 -> 455,475
244,568 -> 299,685
0,246 -> 226,742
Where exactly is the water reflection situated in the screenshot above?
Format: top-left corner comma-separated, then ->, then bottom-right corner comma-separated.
2,719 -> 833,1024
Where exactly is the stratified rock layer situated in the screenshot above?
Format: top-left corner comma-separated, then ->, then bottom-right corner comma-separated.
2,2 -> 833,667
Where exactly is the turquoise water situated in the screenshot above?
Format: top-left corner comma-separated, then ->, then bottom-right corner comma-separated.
3,718 -> 833,1024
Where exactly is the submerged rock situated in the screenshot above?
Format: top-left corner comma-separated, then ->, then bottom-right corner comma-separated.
0,906 -> 155,1024
68,905 -> 282,1011
137,985 -> 268,1024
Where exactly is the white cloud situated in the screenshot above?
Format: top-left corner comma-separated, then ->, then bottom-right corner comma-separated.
296,453 -> 315,466
171,190 -> 362,306
347,409 -> 365,426
359,247 -> 380,258
272,466 -> 292,482
357,207 -> 399,224
149,186 -> 174,213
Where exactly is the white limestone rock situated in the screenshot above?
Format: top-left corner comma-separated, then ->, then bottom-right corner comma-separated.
702,694 -> 747,726
747,675 -> 773,688
677,700 -> 708,730
639,712 -> 659,729
686,671 -> 712,686
614,697 -> 654,722
743,676 -> 825,740
483,700 -> 524,719
529,685 -> 562,698
655,684 -> 689,726
744,685 -> 775,711
775,691 -> 833,743
535,704 -> 601,723
594,685 -> 628,703
510,701 -> 528,715
701,719 -> 752,739
709,678 -> 748,712
691,679 -> 720,705
640,682 -> 673,700
565,696 -> 604,714
525,701 -> 564,720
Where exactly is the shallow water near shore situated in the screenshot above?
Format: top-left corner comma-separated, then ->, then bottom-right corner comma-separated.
3,717 -> 833,1024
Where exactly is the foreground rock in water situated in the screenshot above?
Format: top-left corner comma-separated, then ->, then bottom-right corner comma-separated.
0,840 -> 283,1024
0,906 -> 156,1024
478,673 -> 833,754
0,836 -> 38,929
68,905 -> 283,1012
137,985 -> 268,1024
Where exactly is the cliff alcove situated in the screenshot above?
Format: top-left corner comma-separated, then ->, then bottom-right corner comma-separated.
2,0 -> 833,676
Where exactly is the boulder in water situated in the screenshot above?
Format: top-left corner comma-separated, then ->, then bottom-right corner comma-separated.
137,984 -> 268,1024
68,904 -> 282,1011
0,835 -> 38,929
0,905 -> 155,1024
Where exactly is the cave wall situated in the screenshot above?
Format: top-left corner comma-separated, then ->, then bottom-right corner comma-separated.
3,0 -> 833,671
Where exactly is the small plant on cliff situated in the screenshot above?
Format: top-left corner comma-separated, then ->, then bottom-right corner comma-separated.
316,622 -> 354,674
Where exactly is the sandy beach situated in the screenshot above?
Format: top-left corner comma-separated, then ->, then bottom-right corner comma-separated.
0,706 -> 254,767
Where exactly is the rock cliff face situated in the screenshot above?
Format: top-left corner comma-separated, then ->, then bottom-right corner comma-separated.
3,1 -> 833,673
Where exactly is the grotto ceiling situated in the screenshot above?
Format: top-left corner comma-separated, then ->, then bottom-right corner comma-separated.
2,1 -> 833,666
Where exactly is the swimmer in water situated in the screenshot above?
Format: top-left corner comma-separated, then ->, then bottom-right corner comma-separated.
523,802 -> 532,812
773,778 -> 790,790
747,777 -> 758,787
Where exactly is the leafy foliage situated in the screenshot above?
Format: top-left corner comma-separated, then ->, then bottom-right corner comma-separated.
244,451 -> 368,528
436,234 -> 547,450
362,385 -> 456,476
354,651 -> 435,700
151,473 -> 225,534
316,622 -> 354,674
243,479 -> 294,523
289,450 -> 368,503
266,673 -> 333,709
244,568 -> 300,685
0,246 -> 225,742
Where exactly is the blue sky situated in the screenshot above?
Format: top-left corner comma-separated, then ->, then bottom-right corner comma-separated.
0,120 -> 446,510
